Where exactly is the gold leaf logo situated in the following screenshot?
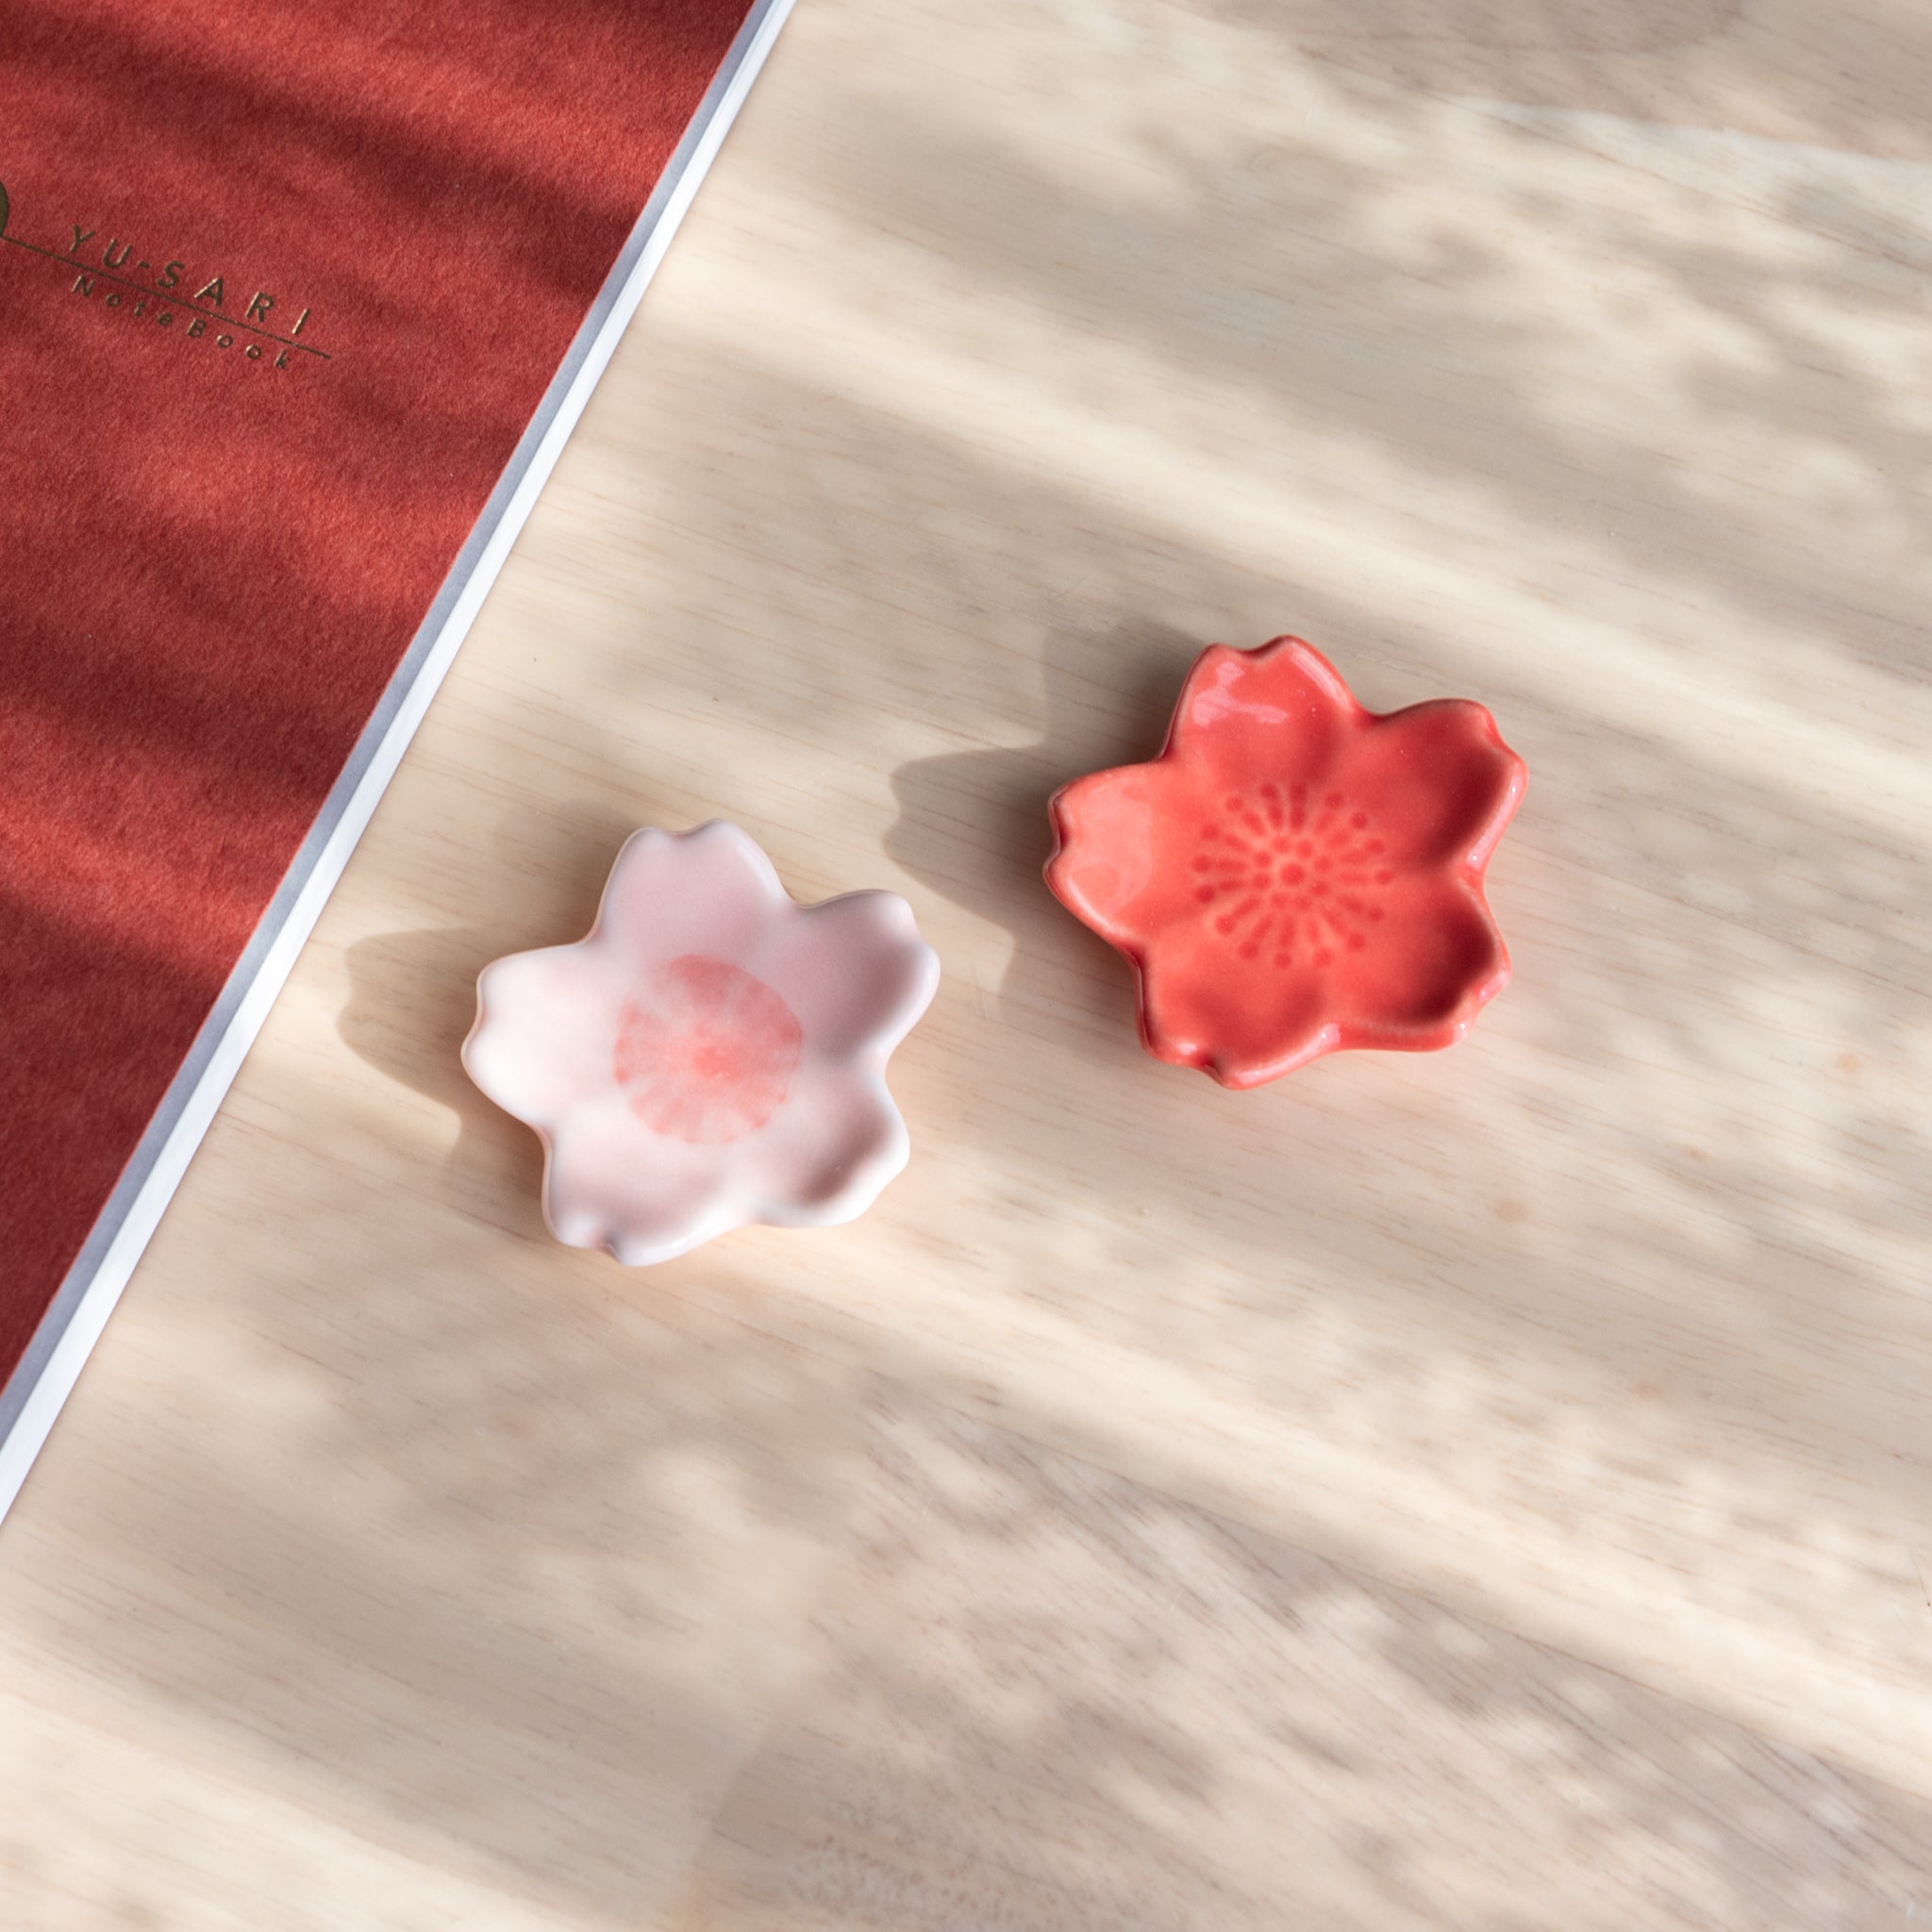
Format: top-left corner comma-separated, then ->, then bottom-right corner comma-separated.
0,180 -> 327,368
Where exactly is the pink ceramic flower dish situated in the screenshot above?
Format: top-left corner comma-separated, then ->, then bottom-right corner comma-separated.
1045,637 -> 1525,1088
463,823 -> 941,1264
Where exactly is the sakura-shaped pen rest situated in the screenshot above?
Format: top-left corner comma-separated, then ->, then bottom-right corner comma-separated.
463,822 -> 940,1264
1046,636 -> 1525,1087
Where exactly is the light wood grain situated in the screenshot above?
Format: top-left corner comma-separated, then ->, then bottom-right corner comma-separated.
677,1396 -> 1932,1930
4,0 -> 1931,1922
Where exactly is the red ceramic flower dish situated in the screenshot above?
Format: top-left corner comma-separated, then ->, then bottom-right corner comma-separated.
1045,637 -> 1526,1088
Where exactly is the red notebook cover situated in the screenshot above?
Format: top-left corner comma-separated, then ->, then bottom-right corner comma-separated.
0,0 -> 787,1513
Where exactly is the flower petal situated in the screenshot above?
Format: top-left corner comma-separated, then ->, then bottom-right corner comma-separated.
1046,760 -> 1191,944
543,1091 -> 744,1264
1328,876 -> 1508,1049
1138,945 -> 1338,1088
598,821 -> 790,971
734,1064 -> 911,1227
1164,638 -> 1361,786
755,890 -> 940,1059
463,941 -> 625,1129
1343,700 -> 1525,873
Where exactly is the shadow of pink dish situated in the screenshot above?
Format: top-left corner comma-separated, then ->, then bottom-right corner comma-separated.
462,822 -> 941,1266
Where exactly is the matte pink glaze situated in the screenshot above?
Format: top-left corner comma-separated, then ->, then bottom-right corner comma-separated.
1045,637 -> 1525,1088
463,823 -> 940,1264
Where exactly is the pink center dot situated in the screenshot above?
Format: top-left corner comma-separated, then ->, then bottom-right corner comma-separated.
613,954 -> 803,1145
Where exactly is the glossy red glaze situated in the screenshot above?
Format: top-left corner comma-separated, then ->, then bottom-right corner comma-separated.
1045,637 -> 1526,1088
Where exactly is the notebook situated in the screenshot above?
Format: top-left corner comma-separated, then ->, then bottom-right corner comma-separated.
0,0 -> 792,1521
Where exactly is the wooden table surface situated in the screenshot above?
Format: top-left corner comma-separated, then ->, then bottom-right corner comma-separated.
5,0 -> 1931,1923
